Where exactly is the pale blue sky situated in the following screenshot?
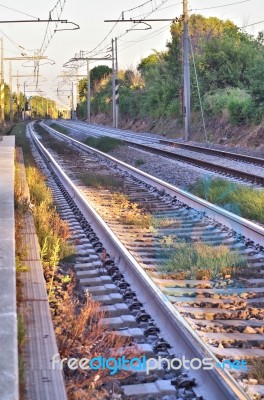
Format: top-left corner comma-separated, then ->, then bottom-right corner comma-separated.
0,0 -> 263,104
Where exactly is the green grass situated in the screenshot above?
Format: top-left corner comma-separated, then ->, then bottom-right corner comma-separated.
158,241 -> 247,279
50,123 -> 69,135
13,123 -> 36,166
189,177 -> 264,223
78,172 -> 122,188
17,313 -> 26,398
18,313 -> 26,351
85,136 -> 123,153
135,158 -> 145,167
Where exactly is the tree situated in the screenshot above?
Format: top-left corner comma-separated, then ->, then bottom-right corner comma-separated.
137,52 -> 164,74
90,65 -> 111,89
197,30 -> 258,93
247,51 -> 264,105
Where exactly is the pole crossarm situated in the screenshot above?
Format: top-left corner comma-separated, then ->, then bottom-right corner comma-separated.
4,56 -> 48,61
57,75 -> 87,77
104,18 -> 179,22
0,20 -> 80,31
63,56 -> 114,67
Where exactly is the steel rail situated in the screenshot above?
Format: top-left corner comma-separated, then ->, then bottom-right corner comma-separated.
159,139 -> 264,168
29,122 -> 251,400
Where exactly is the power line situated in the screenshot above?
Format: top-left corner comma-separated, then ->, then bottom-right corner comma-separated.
191,0 -> 251,11
122,0 -> 154,14
58,0 -> 172,93
0,3 -> 39,19
84,0 -> 171,57
118,24 -> 170,51
240,20 -> 264,28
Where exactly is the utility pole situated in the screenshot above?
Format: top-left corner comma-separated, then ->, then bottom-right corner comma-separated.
112,39 -> 116,128
183,0 -> 191,140
105,17 -> 179,130
23,81 -> 26,121
0,37 -> 5,127
17,70 -> 20,120
87,60 -> 90,123
9,62 -> 13,124
115,37 -> 119,129
71,81 -> 74,119
64,55 -> 113,123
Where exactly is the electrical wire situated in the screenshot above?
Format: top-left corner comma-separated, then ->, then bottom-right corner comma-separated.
122,0 -> 154,14
118,24 -> 170,51
57,0 -> 173,93
191,0 -> 251,11
240,20 -> 264,28
35,0 -> 67,89
0,3 -> 39,19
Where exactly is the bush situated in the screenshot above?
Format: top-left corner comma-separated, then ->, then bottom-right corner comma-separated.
227,96 -> 254,125
203,88 -> 255,124
189,177 -> 264,223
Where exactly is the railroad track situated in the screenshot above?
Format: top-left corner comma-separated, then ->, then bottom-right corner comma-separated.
28,121 -> 264,399
48,119 -> 264,186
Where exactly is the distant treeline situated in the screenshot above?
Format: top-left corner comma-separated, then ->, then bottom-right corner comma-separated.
77,15 -> 264,126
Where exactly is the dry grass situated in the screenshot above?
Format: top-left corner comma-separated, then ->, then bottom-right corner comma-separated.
110,193 -> 152,228
26,166 -> 74,263
248,358 -> 264,384
54,282 -> 142,398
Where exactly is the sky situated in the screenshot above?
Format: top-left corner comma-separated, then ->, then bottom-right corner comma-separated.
0,0 -> 264,107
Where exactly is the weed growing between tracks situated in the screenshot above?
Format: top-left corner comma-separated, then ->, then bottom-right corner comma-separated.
249,358 -> 264,384
78,172 -> 122,189
135,158 -> 145,167
157,240 -> 247,280
190,177 -> 264,223
85,136 -> 124,153
50,122 -> 69,135
110,193 -> 152,228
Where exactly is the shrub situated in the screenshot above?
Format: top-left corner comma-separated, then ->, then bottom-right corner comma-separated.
227,96 -> 254,125
203,88 -> 255,124
189,177 -> 264,223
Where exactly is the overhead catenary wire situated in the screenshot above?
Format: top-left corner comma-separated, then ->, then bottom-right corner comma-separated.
58,0 -> 174,92
191,0 -> 251,11
0,3 -> 39,19
240,20 -> 264,28
35,0 -> 67,89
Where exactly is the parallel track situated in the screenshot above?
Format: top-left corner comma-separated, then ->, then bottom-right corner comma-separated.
29,121 -> 264,399
50,120 -> 264,186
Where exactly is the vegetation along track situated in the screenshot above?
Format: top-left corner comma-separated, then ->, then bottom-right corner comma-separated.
29,121 -> 264,399
48,119 -> 264,187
